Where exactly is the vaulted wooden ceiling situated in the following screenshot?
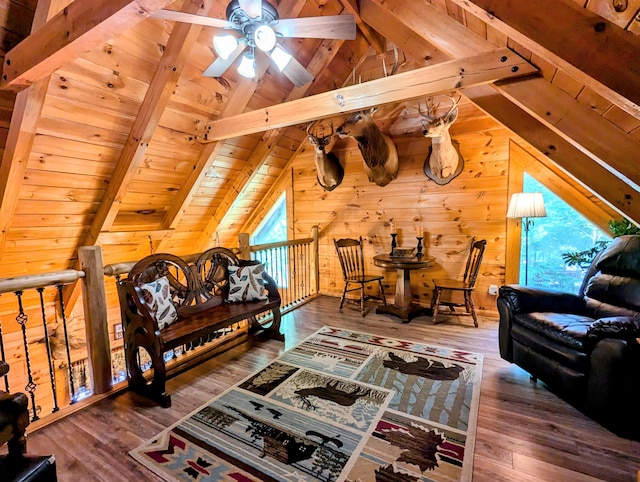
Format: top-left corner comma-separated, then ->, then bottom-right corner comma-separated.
0,0 -> 638,289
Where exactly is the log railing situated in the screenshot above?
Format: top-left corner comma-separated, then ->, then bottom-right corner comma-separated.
0,230 -> 319,430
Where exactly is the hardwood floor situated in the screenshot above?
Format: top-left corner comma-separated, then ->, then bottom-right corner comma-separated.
9,296 -> 640,481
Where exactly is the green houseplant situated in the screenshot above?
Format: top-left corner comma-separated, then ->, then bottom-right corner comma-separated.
561,218 -> 640,268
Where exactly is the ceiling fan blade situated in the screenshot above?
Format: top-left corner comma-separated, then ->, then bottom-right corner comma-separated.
202,44 -> 246,77
275,15 -> 356,40
238,0 -> 263,19
153,9 -> 233,28
268,51 -> 314,88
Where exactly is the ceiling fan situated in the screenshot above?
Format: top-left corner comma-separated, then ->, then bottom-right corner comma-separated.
154,0 -> 357,87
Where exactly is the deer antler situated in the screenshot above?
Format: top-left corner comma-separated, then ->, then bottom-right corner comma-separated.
444,94 -> 462,117
418,98 -> 440,122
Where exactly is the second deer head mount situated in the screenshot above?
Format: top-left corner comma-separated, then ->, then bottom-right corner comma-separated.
306,122 -> 344,192
419,94 -> 464,185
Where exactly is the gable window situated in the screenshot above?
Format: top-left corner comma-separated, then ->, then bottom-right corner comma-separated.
252,192 -> 287,245
519,174 -> 608,292
252,193 -> 288,288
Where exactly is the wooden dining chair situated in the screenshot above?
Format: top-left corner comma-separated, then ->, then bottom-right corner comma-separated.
333,237 -> 387,316
430,238 -> 487,327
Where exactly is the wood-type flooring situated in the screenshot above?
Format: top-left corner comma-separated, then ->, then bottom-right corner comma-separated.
5,296 -> 640,481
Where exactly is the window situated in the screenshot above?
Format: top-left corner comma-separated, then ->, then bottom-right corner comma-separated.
520,174 -> 608,292
251,193 -> 288,288
252,192 -> 287,245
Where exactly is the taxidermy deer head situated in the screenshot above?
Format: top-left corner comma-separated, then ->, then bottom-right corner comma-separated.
335,108 -> 399,187
419,94 -> 464,185
334,49 -> 404,187
307,122 -> 344,191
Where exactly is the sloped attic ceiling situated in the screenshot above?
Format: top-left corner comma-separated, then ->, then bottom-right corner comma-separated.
0,0 -> 638,285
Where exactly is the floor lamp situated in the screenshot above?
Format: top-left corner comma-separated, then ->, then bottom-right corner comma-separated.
507,192 -> 547,285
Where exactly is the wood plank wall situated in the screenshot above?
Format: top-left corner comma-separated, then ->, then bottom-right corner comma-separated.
287,98 -> 509,314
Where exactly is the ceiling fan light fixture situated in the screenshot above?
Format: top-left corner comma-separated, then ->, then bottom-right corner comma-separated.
237,50 -> 256,78
271,45 -> 292,71
213,34 -> 238,59
254,24 -> 277,51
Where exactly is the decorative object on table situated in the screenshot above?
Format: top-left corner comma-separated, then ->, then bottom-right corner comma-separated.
390,247 -> 416,258
506,192 -> 546,285
416,225 -> 424,257
420,94 -> 465,185
333,237 -> 387,316
430,238 -> 487,327
389,221 -> 397,255
130,326 -> 483,482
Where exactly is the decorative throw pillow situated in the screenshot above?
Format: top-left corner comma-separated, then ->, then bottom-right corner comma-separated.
138,276 -> 178,330
227,263 -> 268,302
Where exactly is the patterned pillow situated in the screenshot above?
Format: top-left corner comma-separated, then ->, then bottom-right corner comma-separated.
227,263 -> 268,302
138,276 -> 178,330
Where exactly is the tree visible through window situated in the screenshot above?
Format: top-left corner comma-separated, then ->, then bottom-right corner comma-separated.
521,174 -> 608,292
252,193 -> 288,288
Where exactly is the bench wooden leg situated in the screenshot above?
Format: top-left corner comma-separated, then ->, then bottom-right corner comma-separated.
249,310 -> 285,342
125,332 -> 171,408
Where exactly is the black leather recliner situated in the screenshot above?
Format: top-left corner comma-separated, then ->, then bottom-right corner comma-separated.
498,235 -> 640,439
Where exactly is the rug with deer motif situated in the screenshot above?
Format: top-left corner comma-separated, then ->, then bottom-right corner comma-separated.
130,326 -> 483,482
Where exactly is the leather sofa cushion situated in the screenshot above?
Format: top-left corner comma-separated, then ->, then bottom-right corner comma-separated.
596,235 -> 640,278
512,322 -> 589,372
584,273 -> 640,313
513,312 -> 595,350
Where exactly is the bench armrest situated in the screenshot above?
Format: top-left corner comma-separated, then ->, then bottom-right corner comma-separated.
116,279 -> 161,337
262,271 -> 281,305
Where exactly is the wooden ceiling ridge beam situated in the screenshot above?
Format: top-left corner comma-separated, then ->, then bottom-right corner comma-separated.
464,84 -> 640,223
194,37 -> 347,251
0,0 -> 178,92
446,0 -> 640,118
0,0 -> 69,261
204,49 -> 536,140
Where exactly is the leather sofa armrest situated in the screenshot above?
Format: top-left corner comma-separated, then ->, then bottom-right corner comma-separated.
587,317 -> 640,341
498,285 -> 585,314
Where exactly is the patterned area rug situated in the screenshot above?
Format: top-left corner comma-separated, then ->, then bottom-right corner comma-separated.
130,326 -> 483,481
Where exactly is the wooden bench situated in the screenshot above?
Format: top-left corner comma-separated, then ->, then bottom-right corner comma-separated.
116,247 -> 284,407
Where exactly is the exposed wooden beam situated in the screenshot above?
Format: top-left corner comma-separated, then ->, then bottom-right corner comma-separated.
494,76 -> 640,190
0,0 -> 69,261
205,49 -> 536,140
360,0 -> 640,227
464,84 -> 640,224
447,0 -> 640,118
0,0 -> 177,92
95,229 -> 173,245
338,0 -> 386,55
194,38 -> 347,250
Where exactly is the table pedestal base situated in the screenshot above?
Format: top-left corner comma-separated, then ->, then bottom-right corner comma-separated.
376,304 -> 433,323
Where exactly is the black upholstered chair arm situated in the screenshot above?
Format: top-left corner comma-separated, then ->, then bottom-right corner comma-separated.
587,317 -> 640,341
498,284 -> 586,314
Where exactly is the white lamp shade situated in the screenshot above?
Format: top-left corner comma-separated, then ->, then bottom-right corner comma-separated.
270,45 -> 292,71
237,51 -> 256,78
213,35 -> 239,60
506,192 -> 547,219
254,24 -> 277,52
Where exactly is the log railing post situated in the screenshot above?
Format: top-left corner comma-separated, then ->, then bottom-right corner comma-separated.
238,233 -> 251,259
78,246 -> 112,394
312,225 -> 320,294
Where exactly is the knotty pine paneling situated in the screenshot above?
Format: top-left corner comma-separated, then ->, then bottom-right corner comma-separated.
290,109 -> 509,314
